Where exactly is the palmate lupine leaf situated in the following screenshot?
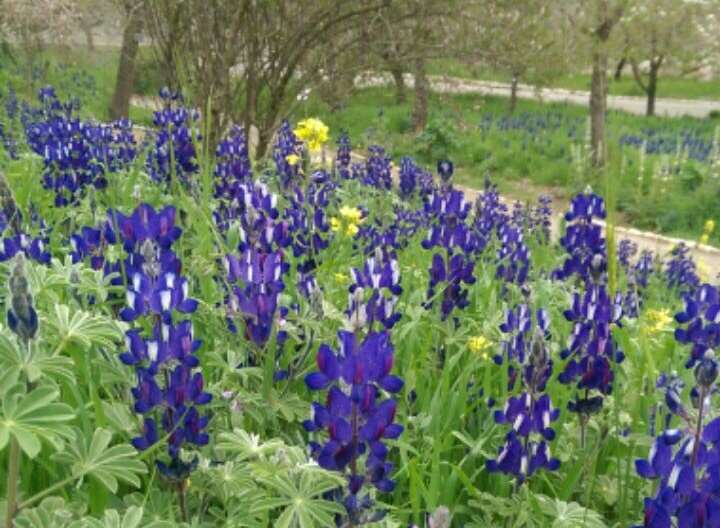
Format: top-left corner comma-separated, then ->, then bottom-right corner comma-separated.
53,428 -> 146,493
0,328 -> 75,386
0,384 -> 75,457
14,497 -> 75,528
45,305 -> 124,351
216,429 -> 286,461
251,471 -> 345,528
536,496 -> 607,528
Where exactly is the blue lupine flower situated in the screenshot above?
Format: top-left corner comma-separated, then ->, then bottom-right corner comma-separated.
553,190 -> 606,283
666,243 -> 700,295
347,249 -> 402,331
224,249 -> 285,347
636,314 -> 720,528
146,89 -> 199,188
304,329 -> 403,525
559,282 -> 625,411
496,225 -> 530,287
114,204 -> 211,481
273,120 -> 301,188
488,310 -> 560,482
336,133 -> 352,180
7,255 -> 39,342
362,146 -> 392,190
674,284 -> 720,369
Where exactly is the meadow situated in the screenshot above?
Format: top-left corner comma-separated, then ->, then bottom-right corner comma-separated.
0,49 -> 718,528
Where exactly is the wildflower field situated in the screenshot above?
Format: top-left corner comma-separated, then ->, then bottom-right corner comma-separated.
0,78 -> 719,528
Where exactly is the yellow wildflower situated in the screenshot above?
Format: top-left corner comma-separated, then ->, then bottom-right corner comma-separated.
643,309 -> 672,336
698,261 -> 711,282
468,336 -> 492,360
294,118 -> 329,152
330,217 -> 341,232
286,153 -> 300,166
700,233 -> 710,245
339,206 -> 363,223
346,223 -> 359,236
704,219 -> 716,234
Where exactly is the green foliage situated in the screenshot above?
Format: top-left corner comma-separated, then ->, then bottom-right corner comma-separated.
0,384 -> 74,458
53,428 -> 146,493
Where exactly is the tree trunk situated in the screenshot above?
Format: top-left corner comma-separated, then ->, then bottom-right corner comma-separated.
109,5 -> 143,121
509,75 -> 519,114
590,49 -> 608,167
411,57 -> 428,132
613,57 -> 626,80
646,61 -> 659,117
389,64 -> 406,104
83,26 -> 95,51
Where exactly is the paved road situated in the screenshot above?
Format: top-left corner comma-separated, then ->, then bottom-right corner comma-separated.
357,73 -> 720,119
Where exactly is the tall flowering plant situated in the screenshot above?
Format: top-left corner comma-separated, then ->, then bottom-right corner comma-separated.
555,191 -> 624,443
304,250 -> 404,525
487,306 -> 560,482
114,204 -> 211,502
635,284 -> 720,527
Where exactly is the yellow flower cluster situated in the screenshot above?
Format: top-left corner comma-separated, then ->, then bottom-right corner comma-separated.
643,309 -> 673,336
468,335 -> 492,360
330,206 -> 363,236
285,153 -> 300,166
293,118 -> 329,152
700,219 -> 715,245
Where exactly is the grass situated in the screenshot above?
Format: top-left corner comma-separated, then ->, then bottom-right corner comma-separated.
427,58 -> 720,100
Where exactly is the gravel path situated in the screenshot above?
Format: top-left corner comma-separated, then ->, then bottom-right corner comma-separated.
357,72 -> 720,118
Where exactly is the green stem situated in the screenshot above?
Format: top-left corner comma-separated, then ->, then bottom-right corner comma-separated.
4,438 -> 21,528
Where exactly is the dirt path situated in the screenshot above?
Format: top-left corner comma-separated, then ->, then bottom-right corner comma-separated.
357,73 -> 720,119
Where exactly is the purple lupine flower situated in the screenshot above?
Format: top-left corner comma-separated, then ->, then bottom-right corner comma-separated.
70,222 -> 117,270
362,146 -> 392,190
215,125 -> 252,196
635,249 -> 657,289
674,284 -> 720,369
399,156 -> 420,198
273,120 -> 301,188
558,282 -> 625,413
488,309 -> 560,482
145,89 -> 199,188
336,133 -> 352,180
114,203 -> 211,481
0,232 -> 51,265
426,252 -> 475,321
473,178 -> 509,250
666,243 -> 700,295
636,329 -> 720,527
530,194 -> 552,243
24,87 -> 135,206
304,329 -> 403,525
347,249 -> 402,331
553,190 -> 606,283
437,159 -> 454,184
618,239 -> 638,272
496,225 -> 530,287
224,248 -> 285,347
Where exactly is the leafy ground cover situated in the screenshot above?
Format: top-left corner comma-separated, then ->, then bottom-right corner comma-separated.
0,80 -> 716,528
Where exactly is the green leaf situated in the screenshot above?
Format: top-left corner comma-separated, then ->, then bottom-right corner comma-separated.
535,495 -> 607,528
0,329 -> 75,386
46,305 -> 124,352
0,384 -> 74,457
53,428 -> 146,493
14,497 -> 75,528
